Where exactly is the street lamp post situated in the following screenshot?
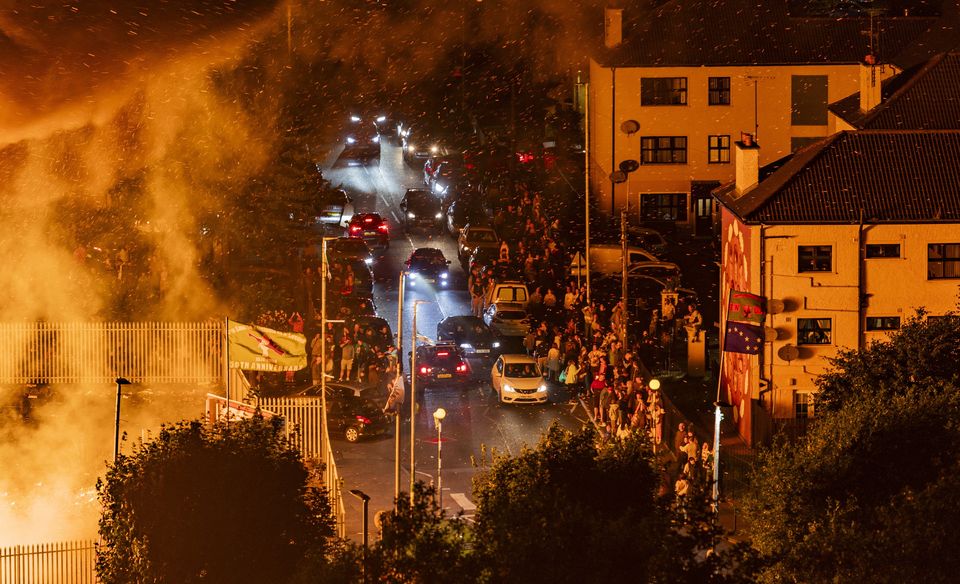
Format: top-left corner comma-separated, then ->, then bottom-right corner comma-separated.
410,299 -> 430,504
395,270 -> 405,504
114,377 -> 131,462
348,489 -> 371,557
433,407 -> 446,511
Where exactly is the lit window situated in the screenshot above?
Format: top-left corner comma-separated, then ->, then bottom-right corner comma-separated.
865,316 -> 900,331
641,77 -> 687,106
793,392 -> 814,419
865,244 -> 901,258
928,243 -> 960,279
708,135 -> 730,164
797,318 -> 831,345
798,245 -> 832,272
708,77 -> 731,105
641,136 -> 687,164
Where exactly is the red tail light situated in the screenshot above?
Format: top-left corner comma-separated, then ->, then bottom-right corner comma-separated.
437,351 -> 449,357
364,216 -> 374,223
419,366 -> 432,375
377,224 -> 388,232
350,225 -> 361,233
456,362 -> 469,374
356,415 -> 371,425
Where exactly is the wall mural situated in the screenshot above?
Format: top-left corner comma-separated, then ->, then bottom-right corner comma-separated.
721,209 -> 753,443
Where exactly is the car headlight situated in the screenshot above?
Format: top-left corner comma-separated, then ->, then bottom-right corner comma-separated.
407,144 -> 416,152
434,212 -> 443,219
460,343 -> 472,349
440,271 -> 449,279
539,384 -> 548,393
407,212 -> 416,219
373,135 -> 380,143
376,115 -> 387,123
346,137 -> 356,144
430,145 -> 439,153
350,115 -> 361,122
408,271 -> 417,278
364,258 -> 373,265
492,341 -> 500,348
503,383 -> 513,393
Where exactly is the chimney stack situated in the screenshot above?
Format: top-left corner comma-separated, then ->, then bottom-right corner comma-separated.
859,54 -> 882,112
735,133 -> 760,196
604,7 -> 623,48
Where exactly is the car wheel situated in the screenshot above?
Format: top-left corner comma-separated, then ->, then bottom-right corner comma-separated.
345,427 -> 360,443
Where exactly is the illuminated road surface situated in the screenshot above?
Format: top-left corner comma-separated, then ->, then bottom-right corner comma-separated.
322,141 -> 589,539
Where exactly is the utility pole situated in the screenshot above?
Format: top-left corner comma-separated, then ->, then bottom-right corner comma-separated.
394,271 -> 405,505
620,208 -> 629,343
584,82 -> 591,305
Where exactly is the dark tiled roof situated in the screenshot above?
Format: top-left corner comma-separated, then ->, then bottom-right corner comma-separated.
714,130 -> 960,223
830,52 -> 960,129
597,0 -> 938,67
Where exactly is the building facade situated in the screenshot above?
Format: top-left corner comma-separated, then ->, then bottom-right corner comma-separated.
587,1 -> 936,234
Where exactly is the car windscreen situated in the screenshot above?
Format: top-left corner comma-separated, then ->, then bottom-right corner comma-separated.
469,230 -> 498,242
504,363 -> 540,377
410,254 -> 444,269
408,196 -> 439,212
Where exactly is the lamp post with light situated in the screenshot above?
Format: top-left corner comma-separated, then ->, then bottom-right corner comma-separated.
433,407 -> 446,511
410,299 -> 430,504
114,377 -> 131,462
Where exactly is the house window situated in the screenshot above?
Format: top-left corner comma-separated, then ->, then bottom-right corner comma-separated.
641,136 -> 687,164
866,316 -> 901,331
791,75 -> 829,125
865,244 -> 901,258
708,77 -> 731,105
793,392 -> 814,419
641,77 -> 687,105
928,243 -> 960,279
640,193 -> 688,222
798,245 -> 832,272
708,135 -> 730,163
797,318 -> 832,345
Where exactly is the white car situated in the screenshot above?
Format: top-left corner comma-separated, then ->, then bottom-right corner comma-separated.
490,354 -> 548,404
483,302 -> 530,337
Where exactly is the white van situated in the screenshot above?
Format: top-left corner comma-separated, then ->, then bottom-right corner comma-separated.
484,281 -> 529,309
583,245 -> 661,276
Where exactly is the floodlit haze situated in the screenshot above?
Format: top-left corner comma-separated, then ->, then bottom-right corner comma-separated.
0,0 -> 610,545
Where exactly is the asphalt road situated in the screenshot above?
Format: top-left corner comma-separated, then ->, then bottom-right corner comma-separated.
322,140 -> 589,540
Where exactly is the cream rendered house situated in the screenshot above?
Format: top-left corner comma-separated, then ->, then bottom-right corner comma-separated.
588,1 -> 935,235
710,50 -> 960,445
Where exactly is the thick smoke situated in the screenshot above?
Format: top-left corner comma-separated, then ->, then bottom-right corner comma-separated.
0,0 -> 617,546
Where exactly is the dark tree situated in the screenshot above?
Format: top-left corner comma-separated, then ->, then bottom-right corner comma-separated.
815,311 -> 960,412
97,416 -> 335,584
744,314 -> 960,583
470,424 -> 754,583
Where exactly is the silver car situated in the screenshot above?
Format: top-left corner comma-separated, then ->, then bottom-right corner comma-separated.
482,302 -> 530,337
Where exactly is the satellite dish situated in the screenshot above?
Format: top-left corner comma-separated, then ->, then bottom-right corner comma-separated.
620,119 -> 640,135
610,170 -> 628,184
619,159 -> 640,173
777,344 -> 799,363
768,299 -> 785,314
764,326 -> 778,342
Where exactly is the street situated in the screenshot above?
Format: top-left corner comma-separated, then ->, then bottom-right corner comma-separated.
322,140 -> 588,539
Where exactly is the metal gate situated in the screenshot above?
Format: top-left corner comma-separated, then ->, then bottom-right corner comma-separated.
257,396 -> 345,537
0,541 -> 97,584
0,322 -> 222,385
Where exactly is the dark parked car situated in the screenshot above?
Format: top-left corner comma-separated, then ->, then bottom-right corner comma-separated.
445,197 -> 487,237
405,247 -> 451,287
437,316 -> 501,357
348,212 -> 390,252
327,237 -> 372,266
411,343 -> 471,389
348,315 -> 395,352
291,381 -> 388,442
400,189 -> 444,231
467,245 -> 500,272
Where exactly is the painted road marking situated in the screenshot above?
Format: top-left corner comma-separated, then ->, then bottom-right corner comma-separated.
450,492 -> 476,511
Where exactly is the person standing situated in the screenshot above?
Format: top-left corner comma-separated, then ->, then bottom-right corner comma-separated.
339,336 -> 355,381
